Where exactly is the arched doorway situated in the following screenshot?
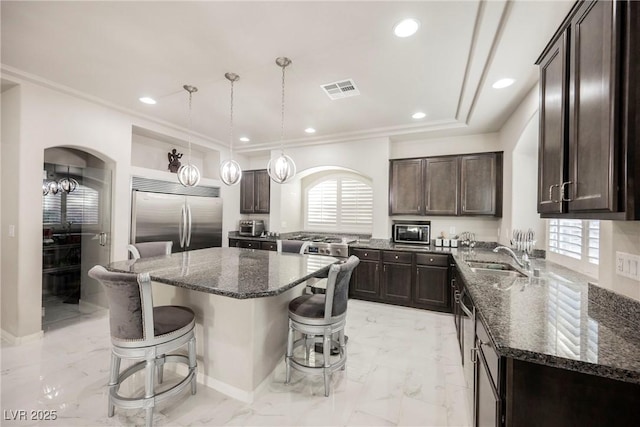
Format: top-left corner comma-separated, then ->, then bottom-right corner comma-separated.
41,147 -> 112,329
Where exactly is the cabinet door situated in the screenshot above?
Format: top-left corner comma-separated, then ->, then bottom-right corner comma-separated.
460,154 -> 499,216
238,240 -> 260,249
350,259 -> 380,299
568,0 -> 619,212
240,170 -> 256,213
382,262 -> 412,304
538,31 -> 568,215
415,265 -> 449,309
229,238 -> 240,248
476,346 -> 502,427
389,159 -> 424,215
424,157 -> 459,215
254,170 -> 270,213
261,241 -> 277,251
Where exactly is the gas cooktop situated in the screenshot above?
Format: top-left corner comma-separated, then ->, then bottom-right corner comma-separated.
287,234 -> 355,244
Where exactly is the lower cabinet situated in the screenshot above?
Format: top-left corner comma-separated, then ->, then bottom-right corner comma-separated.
228,238 -> 277,251
349,248 -> 451,312
381,251 -> 413,304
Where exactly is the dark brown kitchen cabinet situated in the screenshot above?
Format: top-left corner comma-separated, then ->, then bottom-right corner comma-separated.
460,153 -> 502,216
381,251 -> 413,304
414,253 -> 450,311
389,152 -> 502,217
389,159 -> 423,215
240,169 -> 270,214
349,248 -> 451,313
349,249 -> 381,299
536,0 -> 640,219
228,238 -> 276,251
424,156 -> 459,215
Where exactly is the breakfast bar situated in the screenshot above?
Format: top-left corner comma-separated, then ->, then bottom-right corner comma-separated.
107,247 -> 339,402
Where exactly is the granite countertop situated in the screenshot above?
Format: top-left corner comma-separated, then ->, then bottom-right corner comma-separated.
106,247 -> 339,299
349,239 -> 640,385
453,248 -> 640,385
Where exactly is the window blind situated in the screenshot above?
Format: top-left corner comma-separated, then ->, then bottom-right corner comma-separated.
306,176 -> 373,232
43,193 -> 62,225
66,185 -> 99,225
549,219 -> 583,260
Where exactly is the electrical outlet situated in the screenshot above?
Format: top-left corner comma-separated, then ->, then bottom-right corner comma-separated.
615,251 -> 640,281
449,226 -> 456,236
8,225 -> 15,237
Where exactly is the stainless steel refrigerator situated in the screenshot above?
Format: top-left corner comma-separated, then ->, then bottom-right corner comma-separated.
131,179 -> 222,252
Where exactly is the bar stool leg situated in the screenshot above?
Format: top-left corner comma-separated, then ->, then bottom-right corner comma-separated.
285,319 -> 294,384
144,357 -> 155,427
188,336 -> 197,395
108,352 -> 120,417
323,327 -> 331,397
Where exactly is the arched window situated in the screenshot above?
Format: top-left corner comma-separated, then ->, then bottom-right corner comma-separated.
304,174 -> 373,233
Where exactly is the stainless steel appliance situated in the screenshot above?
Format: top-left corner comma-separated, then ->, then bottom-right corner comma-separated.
239,219 -> 265,237
453,278 -> 476,424
392,221 -> 431,245
288,234 -> 354,258
131,177 -> 222,252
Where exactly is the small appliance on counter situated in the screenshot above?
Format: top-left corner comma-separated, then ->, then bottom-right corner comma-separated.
239,219 -> 265,237
392,221 -> 431,245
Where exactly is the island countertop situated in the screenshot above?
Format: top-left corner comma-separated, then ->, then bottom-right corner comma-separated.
106,247 -> 339,299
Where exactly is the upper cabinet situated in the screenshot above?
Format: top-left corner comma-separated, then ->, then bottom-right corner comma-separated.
240,169 -> 270,214
389,152 -> 502,217
536,0 -> 640,219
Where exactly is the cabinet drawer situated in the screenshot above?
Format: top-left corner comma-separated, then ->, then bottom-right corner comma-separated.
351,248 -> 380,261
239,240 -> 260,249
415,253 -> 449,267
477,318 -> 499,388
261,241 -> 277,251
382,251 -> 413,264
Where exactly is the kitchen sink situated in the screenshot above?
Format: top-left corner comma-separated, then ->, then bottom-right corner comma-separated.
466,261 -> 527,278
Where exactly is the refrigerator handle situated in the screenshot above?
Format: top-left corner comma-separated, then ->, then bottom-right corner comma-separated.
186,204 -> 193,247
179,204 -> 186,248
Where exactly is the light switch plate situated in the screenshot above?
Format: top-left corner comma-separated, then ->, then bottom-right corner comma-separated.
615,251 -> 640,281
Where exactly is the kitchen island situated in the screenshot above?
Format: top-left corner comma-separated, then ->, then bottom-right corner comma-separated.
107,247 -> 339,402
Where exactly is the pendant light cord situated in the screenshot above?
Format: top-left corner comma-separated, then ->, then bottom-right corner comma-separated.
280,63 -> 286,156
230,79 -> 235,158
187,90 -> 193,164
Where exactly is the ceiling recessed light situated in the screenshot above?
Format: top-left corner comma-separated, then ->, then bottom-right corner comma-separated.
139,96 -> 156,105
239,137 -> 250,142
394,18 -> 420,38
412,112 -> 426,119
304,127 -> 316,134
492,78 -> 515,89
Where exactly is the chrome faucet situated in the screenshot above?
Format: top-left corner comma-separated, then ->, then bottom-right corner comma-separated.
493,246 -> 530,271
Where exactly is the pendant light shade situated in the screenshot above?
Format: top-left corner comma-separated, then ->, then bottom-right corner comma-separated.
220,159 -> 242,186
58,166 -> 78,194
177,84 -> 201,187
268,56 -> 296,184
267,154 -> 296,184
47,180 -> 60,195
177,164 -> 201,187
220,72 -> 242,186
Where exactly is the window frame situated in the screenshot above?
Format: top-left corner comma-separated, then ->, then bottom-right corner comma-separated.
547,219 -> 599,279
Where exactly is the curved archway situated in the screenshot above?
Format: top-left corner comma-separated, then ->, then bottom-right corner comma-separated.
42,146 -> 113,329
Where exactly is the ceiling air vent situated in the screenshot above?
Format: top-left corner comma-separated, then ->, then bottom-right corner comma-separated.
321,79 -> 360,100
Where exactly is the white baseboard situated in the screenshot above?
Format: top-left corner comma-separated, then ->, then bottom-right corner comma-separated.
1,329 -> 44,345
174,364 -> 259,403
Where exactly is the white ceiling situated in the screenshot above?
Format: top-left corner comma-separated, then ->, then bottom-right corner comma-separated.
1,1 -> 574,154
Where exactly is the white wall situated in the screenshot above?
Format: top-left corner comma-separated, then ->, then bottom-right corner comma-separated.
497,84 -> 545,249
1,78 -> 240,338
268,138 -> 390,238
599,221 -> 640,301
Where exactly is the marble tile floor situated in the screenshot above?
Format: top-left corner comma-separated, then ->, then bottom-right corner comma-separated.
1,300 -> 471,426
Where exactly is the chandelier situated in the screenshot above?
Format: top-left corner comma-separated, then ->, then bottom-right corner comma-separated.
219,72 -> 242,186
177,85 -> 201,187
267,57 -> 296,184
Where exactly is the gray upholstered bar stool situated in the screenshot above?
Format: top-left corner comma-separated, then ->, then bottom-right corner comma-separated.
285,255 -> 359,396
127,241 -> 173,259
88,266 -> 197,427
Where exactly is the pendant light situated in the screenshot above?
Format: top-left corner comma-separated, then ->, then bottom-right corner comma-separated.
42,170 -> 51,196
177,85 -> 201,187
58,166 -> 78,194
219,72 -> 242,186
267,57 -> 296,184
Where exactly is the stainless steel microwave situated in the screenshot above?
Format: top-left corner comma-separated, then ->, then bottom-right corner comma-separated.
392,221 -> 431,245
